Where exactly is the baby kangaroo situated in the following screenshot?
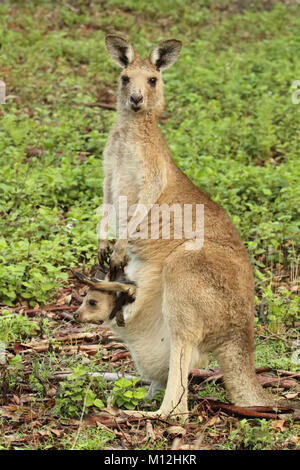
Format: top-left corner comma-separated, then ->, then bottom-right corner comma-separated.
77,35 -> 275,419
74,268 -> 136,326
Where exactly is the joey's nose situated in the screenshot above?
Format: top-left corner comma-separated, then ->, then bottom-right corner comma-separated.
130,94 -> 143,105
73,311 -> 79,321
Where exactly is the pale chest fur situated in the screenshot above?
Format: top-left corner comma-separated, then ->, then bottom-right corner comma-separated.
104,127 -> 144,211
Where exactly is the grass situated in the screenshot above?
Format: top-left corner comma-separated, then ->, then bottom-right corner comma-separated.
61,426 -> 115,450
0,0 -> 299,450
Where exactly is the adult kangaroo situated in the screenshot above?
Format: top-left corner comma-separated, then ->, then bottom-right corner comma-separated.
76,35 -> 274,418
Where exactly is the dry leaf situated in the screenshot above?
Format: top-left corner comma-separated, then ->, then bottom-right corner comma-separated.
271,419 -> 286,432
50,429 -> 63,437
166,425 -> 186,436
38,430 -> 50,437
12,395 -> 20,405
284,392 -> 299,400
205,416 -> 220,427
290,436 -> 300,444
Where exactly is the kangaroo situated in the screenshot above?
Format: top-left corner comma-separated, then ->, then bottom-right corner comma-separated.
76,35 -> 275,418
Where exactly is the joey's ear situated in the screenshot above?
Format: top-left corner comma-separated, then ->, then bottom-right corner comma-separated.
72,270 -> 91,284
72,270 -> 104,289
149,39 -> 182,71
105,35 -> 135,68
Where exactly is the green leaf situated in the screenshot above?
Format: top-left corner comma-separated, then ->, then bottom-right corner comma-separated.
85,390 -> 96,407
93,399 -> 105,409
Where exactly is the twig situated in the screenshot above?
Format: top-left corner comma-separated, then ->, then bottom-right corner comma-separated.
58,311 -> 74,321
71,385 -> 90,450
205,401 -> 294,419
5,305 -> 78,315
52,371 -> 150,385
277,370 -> 300,378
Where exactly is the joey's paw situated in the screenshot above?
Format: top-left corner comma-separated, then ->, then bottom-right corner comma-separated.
126,285 -> 137,300
115,311 -> 125,327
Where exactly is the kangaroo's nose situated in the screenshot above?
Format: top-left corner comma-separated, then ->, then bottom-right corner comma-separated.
73,311 -> 79,321
130,94 -> 143,105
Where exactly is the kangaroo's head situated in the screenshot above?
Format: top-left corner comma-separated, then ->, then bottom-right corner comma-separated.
105,35 -> 182,117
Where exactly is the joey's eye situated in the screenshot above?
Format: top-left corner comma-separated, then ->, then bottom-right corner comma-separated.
121,76 -> 130,85
89,300 -> 97,307
148,77 -> 157,87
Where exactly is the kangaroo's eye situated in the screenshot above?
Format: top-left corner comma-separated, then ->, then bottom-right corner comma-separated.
148,77 -> 157,87
89,300 -> 97,307
121,75 -> 130,85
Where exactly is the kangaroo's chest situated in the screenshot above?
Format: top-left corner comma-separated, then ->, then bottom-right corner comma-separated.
104,135 -> 144,209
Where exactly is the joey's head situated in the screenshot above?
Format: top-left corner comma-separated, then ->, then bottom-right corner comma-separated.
74,288 -> 115,324
73,269 -> 115,324
105,35 -> 182,117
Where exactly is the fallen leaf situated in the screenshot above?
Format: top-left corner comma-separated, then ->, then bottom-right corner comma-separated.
50,429 -> 63,437
166,425 -> 186,437
284,392 -> 299,400
271,419 -> 287,432
38,430 -> 51,437
12,395 -> 20,405
205,416 -> 220,427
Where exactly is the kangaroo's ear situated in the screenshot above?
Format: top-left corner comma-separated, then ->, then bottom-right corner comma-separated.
149,39 -> 182,71
105,35 -> 135,68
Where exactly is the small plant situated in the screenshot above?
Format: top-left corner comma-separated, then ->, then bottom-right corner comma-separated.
112,377 -> 147,410
0,354 -> 24,401
228,419 -> 275,450
29,358 -> 55,397
197,382 -> 229,402
55,365 -> 105,418
0,310 -> 39,345
262,283 -> 300,331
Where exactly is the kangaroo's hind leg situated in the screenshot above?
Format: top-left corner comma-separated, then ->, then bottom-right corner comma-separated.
215,336 -> 274,407
157,333 -> 192,419
154,268 -> 206,419
121,332 -> 193,421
